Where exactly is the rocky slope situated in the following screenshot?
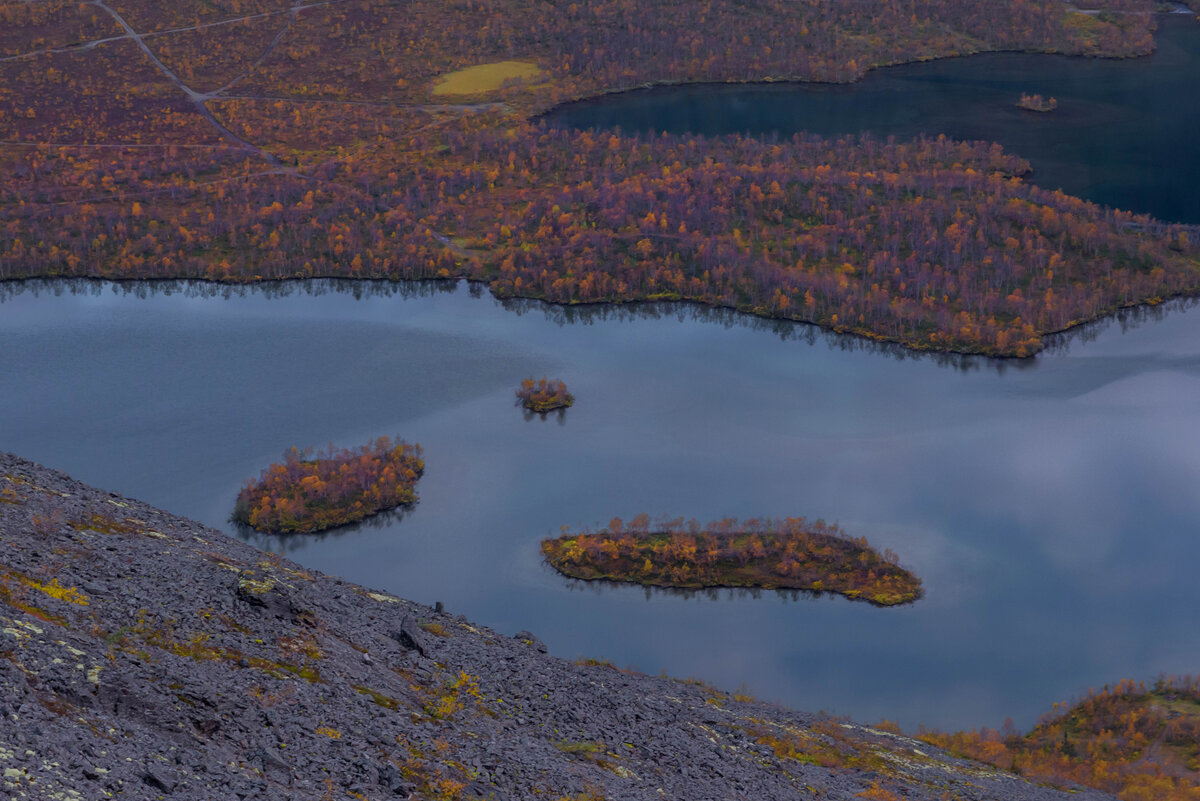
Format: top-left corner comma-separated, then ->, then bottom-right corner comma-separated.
0,452 -> 1114,801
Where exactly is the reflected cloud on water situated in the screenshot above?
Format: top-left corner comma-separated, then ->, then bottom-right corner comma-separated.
1,277 -> 1197,374
552,567 -> 911,607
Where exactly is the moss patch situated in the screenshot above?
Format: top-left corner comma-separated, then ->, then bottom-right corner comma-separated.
432,61 -> 543,96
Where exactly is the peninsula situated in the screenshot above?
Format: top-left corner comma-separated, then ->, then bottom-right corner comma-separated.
0,0 -> 1195,356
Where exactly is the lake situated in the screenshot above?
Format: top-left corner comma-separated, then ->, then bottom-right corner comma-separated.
3,278 -> 1200,731
544,13 -> 1200,224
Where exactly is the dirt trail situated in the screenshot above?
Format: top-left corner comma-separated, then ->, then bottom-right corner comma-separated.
88,0 -> 284,165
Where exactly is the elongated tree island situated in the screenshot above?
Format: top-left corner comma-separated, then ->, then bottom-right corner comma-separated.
541,515 -> 922,605
234,437 -> 423,534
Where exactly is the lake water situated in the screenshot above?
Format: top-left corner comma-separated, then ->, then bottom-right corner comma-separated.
544,13 -> 1200,224
3,278 -> 1200,731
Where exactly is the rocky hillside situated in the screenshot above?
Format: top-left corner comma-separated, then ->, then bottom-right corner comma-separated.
0,452 -> 1115,801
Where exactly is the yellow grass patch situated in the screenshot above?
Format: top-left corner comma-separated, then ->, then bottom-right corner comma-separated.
432,61 -> 543,96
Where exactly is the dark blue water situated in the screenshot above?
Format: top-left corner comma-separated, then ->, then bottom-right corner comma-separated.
3,279 -> 1200,731
545,14 -> 1200,223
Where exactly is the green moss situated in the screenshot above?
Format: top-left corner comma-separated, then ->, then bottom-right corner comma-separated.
354,684 -> 403,710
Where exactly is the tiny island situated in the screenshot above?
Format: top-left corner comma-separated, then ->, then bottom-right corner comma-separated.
1017,92 -> 1058,112
516,376 -> 575,413
233,436 -> 424,534
541,515 -> 923,605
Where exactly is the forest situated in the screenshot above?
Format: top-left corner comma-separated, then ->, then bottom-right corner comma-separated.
540,515 -> 923,605
918,676 -> 1200,801
0,0 -> 1196,355
516,376 -> 574,412
233,437 -> 424,534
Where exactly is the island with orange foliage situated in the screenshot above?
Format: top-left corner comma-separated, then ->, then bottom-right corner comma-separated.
916,675 -> 1200,801
1017,92 -> 1058,112
233,436 -> 423,534
541,515 -> 922,605
516,376 -> 575,413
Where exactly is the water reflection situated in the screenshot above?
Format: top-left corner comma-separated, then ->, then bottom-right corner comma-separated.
3,276 -> 1198,373
232,504 -> 415,555
557,572 -> 858,606
520,405 -> 570,424
1040,296 -> 1200,354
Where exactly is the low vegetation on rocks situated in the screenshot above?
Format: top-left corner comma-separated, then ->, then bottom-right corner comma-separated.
0,452 -> 1114,801
917,677 -> 1200,801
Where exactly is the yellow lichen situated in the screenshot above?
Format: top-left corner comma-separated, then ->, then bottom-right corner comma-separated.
26,578 -> 88,606
237,575 -> 275,595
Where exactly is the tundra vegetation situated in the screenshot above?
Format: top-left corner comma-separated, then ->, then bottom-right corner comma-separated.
516,376 -> 575,412
0,0 -> 1195,356
541,515 -> 923,605
233,436 -> 423,534
918,676 -> 1200,801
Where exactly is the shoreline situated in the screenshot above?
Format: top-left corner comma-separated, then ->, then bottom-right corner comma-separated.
531,12 -> 1186,119
544,569 -> 922,607
3,273 -> 1200,361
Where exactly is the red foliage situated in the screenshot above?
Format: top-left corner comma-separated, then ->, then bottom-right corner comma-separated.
234,436 -> 423,534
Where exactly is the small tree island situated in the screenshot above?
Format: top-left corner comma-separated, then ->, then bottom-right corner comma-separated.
541,515 -> 923,606
516,376 -> 575,413
1017,92 -> 1058,112
234,437 -> 424,534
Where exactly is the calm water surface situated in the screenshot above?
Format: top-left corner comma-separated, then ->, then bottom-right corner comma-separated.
545,14 -> 1200,223
2,279 -> 1199,730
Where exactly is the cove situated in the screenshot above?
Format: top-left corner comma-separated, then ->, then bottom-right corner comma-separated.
543,14 -> 1200,224
3,278 -> 1200,730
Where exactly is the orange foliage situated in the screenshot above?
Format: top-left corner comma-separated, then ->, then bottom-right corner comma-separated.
516,376 -> 574,412
234,436 -> 423,534
0,0 -> 1193,357
541,515 -> 922,605
1017,93 -> 1058,112
916,676 -> 1200,801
